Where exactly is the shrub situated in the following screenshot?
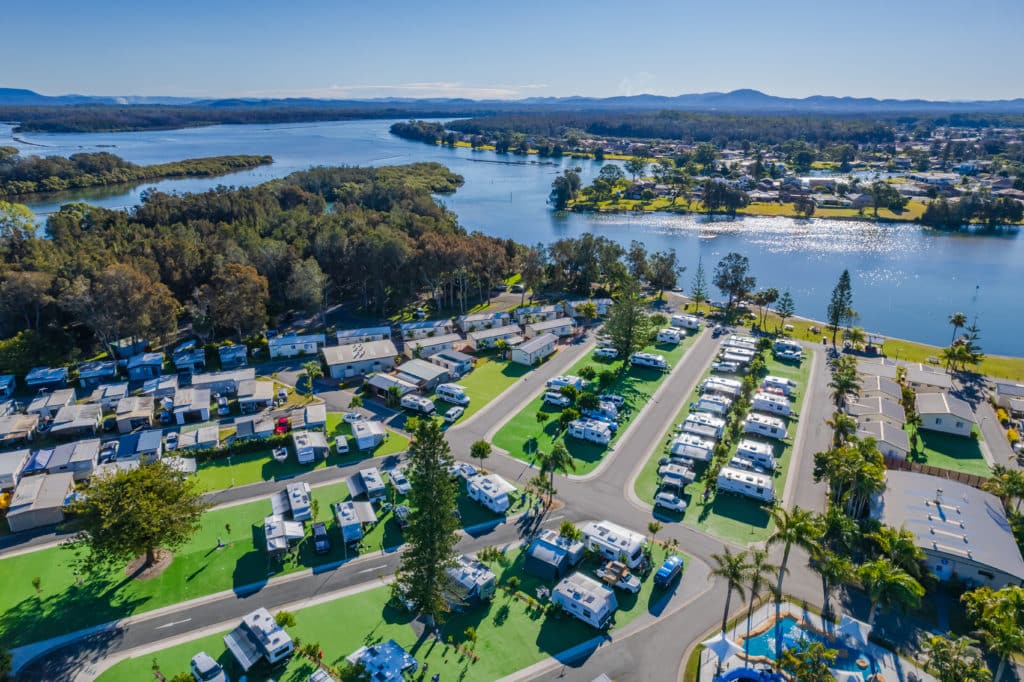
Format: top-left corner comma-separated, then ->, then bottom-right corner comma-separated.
1008,429 -> 1020,444
275,610 -> 297,628
598,369 -> 617,390
578,365 -> 597,380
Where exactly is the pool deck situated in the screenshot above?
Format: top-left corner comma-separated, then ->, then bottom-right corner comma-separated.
697,601 -> 936,682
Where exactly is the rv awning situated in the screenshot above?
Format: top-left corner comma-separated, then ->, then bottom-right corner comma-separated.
270,490 -> 290,516
224,625 -> 262,671
351,500 -> 378,524
346,475 -> 367,499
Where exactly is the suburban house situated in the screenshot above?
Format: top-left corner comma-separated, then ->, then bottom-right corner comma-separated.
858,421 -> 911,460
90,382 -> 129,410
563,298 -> 612,318
23,440 -> 100,481
511,333 -> 557,366
871,470 -> 1024,588
513,305 -> 562,325
172,344 -> 206,375
466,473 -> 516,513
445,554 -> 497,606
456,311 -> 511,333
861,376 -> 903,403
292,430 -> 329,464
993,381 -> 1024,415
916,393 -> 976,437
394,359 -> 449,390
217,344 -> 249,369
552,572 -> 618,629
237,379 -> 275,413
429,349 -> 474,378
0,414 -> 40,447
847,397 -> 906,428
141,374 -> 178,399
0,375 -> 15,399
190,368 -> 256,395
466,324 -> 523,350
178,425 -> 219,451
77,360 -> 117,388
365,373 -> 418,399
268,333 -> 326,359
25,366 -> 69,389
27,388 -> 75,419
6,472 -> 75,533
351,421 -> 386,450
172,387 -> 211,424
49,403 -> 103,439
336,326 -> 391,346
524,529 -> 585,580
404,333 -> 462,359
0,448 -> 30,490
581,521 -> 646,568
115,396 -> 155,434
398,319 -> 454,341
524,317 -> 575,339
126,353 -> 164,382
223,608 -> 294,672
322,340 -> 398,379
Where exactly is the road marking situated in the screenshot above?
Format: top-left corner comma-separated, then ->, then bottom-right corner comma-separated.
357,565 -> 387,574
154,618 -> 192,630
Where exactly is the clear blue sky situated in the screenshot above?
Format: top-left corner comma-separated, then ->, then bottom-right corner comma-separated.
4,0 -> 1022,101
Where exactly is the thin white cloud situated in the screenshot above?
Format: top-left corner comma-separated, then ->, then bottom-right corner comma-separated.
235,82 -> 549,100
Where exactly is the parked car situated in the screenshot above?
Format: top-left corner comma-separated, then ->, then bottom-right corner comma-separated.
275,417 -> 291,434
394,504 -> 411,529
277,387 -> 289,401
599,393 -> 625,407
543,391 -> 571,407
654,555 -> 684,587
165,432 -> 179,451
594,347 -> 619,359
190,652 -> 229,682
99,441 -> 119,463
216,396 -> 230,417
510,284 -> 524,293
654,491 -> 688,512
594,561 -> 641,594
343,411 -> 365,424
444,406 -> 465,423
413,307 -> 427,320
312,522 -> 331,555
391,468 -> 412,494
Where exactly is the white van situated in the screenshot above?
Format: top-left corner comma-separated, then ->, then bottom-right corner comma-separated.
400,394 -> 436,415
335,435 -> 349,455
436,383 -> 470,406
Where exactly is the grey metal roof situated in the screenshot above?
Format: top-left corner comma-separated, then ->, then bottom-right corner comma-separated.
857,421 -> 910,453
847,397 -> 906,423
916,393 -> 975,423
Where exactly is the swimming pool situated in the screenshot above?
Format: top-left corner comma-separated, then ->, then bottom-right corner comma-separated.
741,616 -> 878,679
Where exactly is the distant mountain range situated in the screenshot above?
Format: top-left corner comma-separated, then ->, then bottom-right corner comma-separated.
3,86 -> 1024,114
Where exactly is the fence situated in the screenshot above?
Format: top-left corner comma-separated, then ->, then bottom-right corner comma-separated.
884,456 -> 989,489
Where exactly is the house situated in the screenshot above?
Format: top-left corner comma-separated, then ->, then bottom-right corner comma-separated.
0,414 -> 39,447
682,413 -> 726,439
24,440 -> 100,481
524,529 -> 585,580
190,368 -> 255,395
751,392 -> 792,417
352,421 -> 386,450
717,466 -> 775,503
6,472 -> 75,533
467,473 -> 516,513
217,344 -> 249,369
858,421 -> 911,460
90,382 -> 129,411
993,381 -> 1024,411
511,333 -> 557,366
126,353 -> 164,382
322,340 -> 398,379
334,499 -> 377,543
271,481 -> 313,521
292,430 -> 329,464
233,414 -> 275,441
268,334 -> 326,359
172,344 -> 206,375
847,398 -> 906,428
263,514 -> 305,556
116,429 -> 164,462
446,554 -> 497,606
567,419 -> 613,446
916,393 -> 976,438
336,326 -> 391,346
223,608 -> 294,672
346,640 -> 417,681
858,359 -> 953,393
871,470 -> 1024,588
237,379 -> 275,413
141,374 -> 178,399
302,403 -> 327,430
466,324 -> 524,350
398,319 -> 454,341
0,448 -> 30,489
670,433 -> 715,462
743,413 -> 787,440
49,403 -> 103,439
77,360 -> 117,389
366,373 -> 418,399
581,520 -> 646,568
456,312 -> 511,333
429,349 -> 474,378
25,366 -> 69,389
524,317 -> 575,339
861,375 -> 903,403
513,305 -> 562,325
112,396 -> 154,434
394,359 -> 449,390
178,425 -> 219,451
563,298 -> 612,318
552,572 -> 618,629
404,333 -> 462,359
656,328 -> 683,345
0,375 -> 15,399
26,388 -> 75,419
172,387 -> 211,424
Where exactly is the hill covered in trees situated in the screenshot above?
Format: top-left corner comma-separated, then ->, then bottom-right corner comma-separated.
0,149 -> 272,198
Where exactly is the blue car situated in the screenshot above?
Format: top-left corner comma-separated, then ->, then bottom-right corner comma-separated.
654,555 -> 684,587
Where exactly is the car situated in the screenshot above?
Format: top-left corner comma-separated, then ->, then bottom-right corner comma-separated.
413,307 -> 427,320
190,652 -> 229,682
654,491 -> 688,512
653,555 -> 684,588
391,468 -> 412,494
159,410 -> 174,425
274,417 -> 291,434
277,387 -> 289,401
444,406 -> 465,423
594,561 -> 642,594
343,411 -> 365,424
448,462 -> 477,480
165,432 -> 179,451
711,361 -> 740,373
543,391 -> 571,407
712,325 -> 726,338
394,504 -> 411,529
216,396 -> 229,416
594,347 -> 618,359
312,522 -> 331,555
510,284 -> 524,294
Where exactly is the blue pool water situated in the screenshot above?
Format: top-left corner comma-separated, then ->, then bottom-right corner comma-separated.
742,617 -> 877,679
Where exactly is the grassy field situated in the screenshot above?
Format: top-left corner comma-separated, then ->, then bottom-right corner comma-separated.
567,197 -> 932,223
426,354 -> 531,423
634,352 -> 812,544
97,545 -> 688,682
491,333 -> 699,475
907,424 -> 991,477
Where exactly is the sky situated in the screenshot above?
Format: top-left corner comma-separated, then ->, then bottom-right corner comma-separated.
3,0 -> 1023,101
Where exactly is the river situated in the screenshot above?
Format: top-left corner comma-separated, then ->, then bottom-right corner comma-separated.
3,120 -> 1021,355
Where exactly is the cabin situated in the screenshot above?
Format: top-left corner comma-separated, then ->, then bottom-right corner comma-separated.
190,368 -> 256,396
365,373 -> 418,399
126,353 -> 164,382
292,430 -> 329,464
322,340 -> 398,379
25,366 -> 69,389
552,572 -> 618,629
682,413 -> 726,439
457,311 -> 511,333
567,418 -> 612,445
268,333 -> 326,359
172,387 -> 211,424
237,379 -> 275,413
717,466 -> 774,503
0,414 -> 39,447
858,421 -> 910,460
916,393 -> 976,438
217,344 -> 249,369
858,359 -> 953,393
336,326 -> 391,346
847,397 -> 906,429
513,305 -> 562,325
223,608 -> 294,672
355,467 -> 387,502
404,333 -> 462,359
24,440 -> 100,481
301,403 -> 327,430
49,403 -> 103,439
234,414 -> 275,441
743,413 -> 787,440
394,358 -> 449,390
429,349 -> 474,378
141,374 -> 178,399
172,345 -> 207,376
581,520 -> 646,568
398,319 -> 454,341
751,391 -> 792,417
467,473 -> 516,513
6,472 -> 75,533
26,388 -> 75,419
511,333 -> 557,366
993,381 -> 1024,414
178,425 -> 220,451
466,324 -> 524,350
115,396 -> 155,434
524,317 -> 576,339
270,481 -> 313,521
77,360 -> 117,389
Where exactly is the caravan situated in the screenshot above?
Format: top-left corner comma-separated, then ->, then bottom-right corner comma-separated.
761,375 -> 797,397
467,473 -> 516,513
656,328 -> 682,345
567,419 -> 613,445
724,335 -> 758,351
399,394 -> 436,415
435,383 -> 470,406
670,314 -> 701,330
743,413 -> 787,440
681,413 -> 726,439
630,352 -> 668,371
751,391 -> 792,417
582,521 -> 646,568
736,439 -> 777,471
670,433 -> 715,462
693,394 -> 732,416
701,377 -> 742,398
547,375 -> 587,391
717,466 -> 775,503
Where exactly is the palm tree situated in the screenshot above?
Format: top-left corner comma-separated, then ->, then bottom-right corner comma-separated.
826,411 -> 858,447
948,311 -> 967,344
820,506 -> 859,557
920,633 -> 992,682
302,360 -> 323,392
779,640 -> 838,682
962,586 -> 1024,682
809,549 -> 853,620
709,547 -> 750,649
869,525 -> 926,579
768,507 -> 822,654
856,557 -> 925,627
647,520 -> 663,544
742,549 -> 778,658
537,443 -> 575,505
828,367 -> 862,409
846,326 -> 866,351
983,466 -> 1024,512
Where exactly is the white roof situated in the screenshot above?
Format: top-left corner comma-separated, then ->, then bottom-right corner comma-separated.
268,333 -> 325,348
582,520 -> 644,550
407,333 -> 462,349
916,393 -> 975,423
467,324 -> 523,340
469,473 -> 515,497
554,571 -> 615,608
517,333 -> 558,354
322,340 -> 398,365
527,317 -> 574,331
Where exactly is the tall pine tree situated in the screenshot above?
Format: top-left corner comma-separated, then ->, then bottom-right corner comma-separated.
826,269 -> 853,347
690,256 -> 708,313
604,279 -> 652,360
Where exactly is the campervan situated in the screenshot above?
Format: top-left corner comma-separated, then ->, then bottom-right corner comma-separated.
656,328 -> 682,345
435,383 -> 470,406
568,419 -> 613,445
547,375 -> 587,391
581,521 -> 646,568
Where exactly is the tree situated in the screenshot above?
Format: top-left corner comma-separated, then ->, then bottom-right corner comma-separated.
809,549 -> 853,620
626,240 -> 649,282
647,520 -> 663,543
0,270 -> 54,331
793,196 -> 816,218
743,549 -> 778,658
709,547 -> 749,672
597,164 -> 625,186
624,157 -> 647,181
537,443 -> 575,504
779,640 -> 838,682
395,419 -> 461,628
713,252 -> 756,309
559,520 -> 582,541
961,586 -> 1024,682
869,525 -> 926,579
690,257 -> 708,313
751,287 -> 778,329
0,200 -> 35,264
826,411 -> 858,446
693,142 -> 718,167
857,558 -> 925,626
202,263 -> 269,341
768,507 -> 822,655
275,610 -> 297,628
920,633 -> 992,682
826,269 -> 853,346
948,311 -> 967,344
604,280 -> 651,359
646,249 -> 682,300
870,180 -> 906,216
549,170 -> 581,210
470,440 -> 492,470
829,356 -> 861,409
286,257 -> 327,320
774,290 -> 795,332
68,461 -> 208,569
519,245 -> 547,305
302,360 -> 322,392
846,326 -> 866,350
576,301 -> 598,323
982,466 -> 1024,512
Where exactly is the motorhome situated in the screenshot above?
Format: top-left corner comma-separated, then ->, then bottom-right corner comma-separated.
669,433 -> 715,462
693,395 -> 732,416
656,328 -> 682,345
701,377 -> 742,398
568,419 -> 613,445
717,466 -> 775,503
670,314 -> 701,330
435,383 -> 470,406
751,391 -> 792,417
581,521 -> 646,568
399,394 -> 436,415
466,473 -> 516,513
630,352 -> 668,370
743,413 -> 787,440
681,413 -> 726,439
735,439 -> 777,471
761,375 -> 797,397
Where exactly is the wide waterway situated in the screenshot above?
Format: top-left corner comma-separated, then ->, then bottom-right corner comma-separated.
3,120 -> 1022,355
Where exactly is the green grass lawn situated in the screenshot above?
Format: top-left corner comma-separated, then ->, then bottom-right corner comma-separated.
634,352 -> 813,544
906,424 -> 991,477
491,334 -> 699,474
97,545 -> 688,682
0,472 -> 511,648
426,354 -> 531,423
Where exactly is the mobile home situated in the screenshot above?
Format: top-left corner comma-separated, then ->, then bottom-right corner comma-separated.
751,391 -> 792,417
223,608 -> 294,672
